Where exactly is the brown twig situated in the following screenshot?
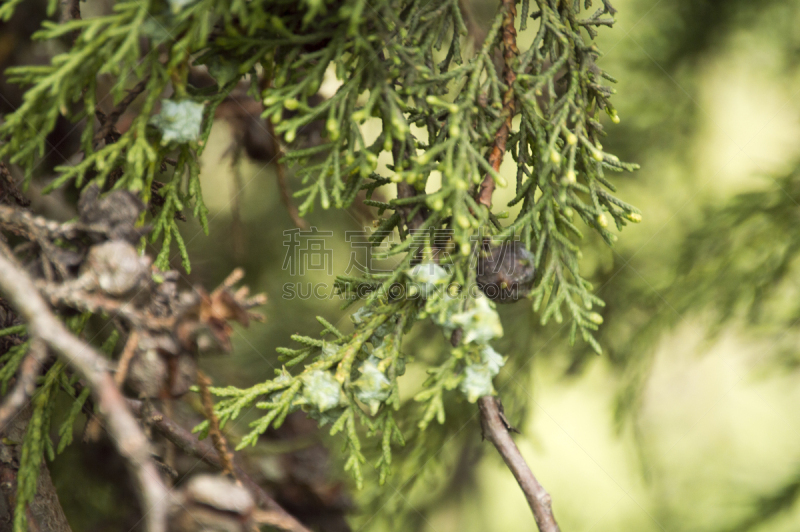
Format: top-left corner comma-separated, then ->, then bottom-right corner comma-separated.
0,163 -> 30,207
114,330 -> 139,388
476,0 -> 519,209
196,370 -> 235,477
0,338 -> 48,433
478,396 -> 560,532
37,281 -> 175,331
0,243 -> 171,532
126,399 -> 313,532
61,0 -> 81,21
93,77 -> 150,147
83,330 -> 141,442
267,121 -> 308,229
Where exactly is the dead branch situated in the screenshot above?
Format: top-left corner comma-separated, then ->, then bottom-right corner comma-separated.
478,396 -> 560,532
114,330 -> 139,388
0,243 -> 171,532
477,0 -> 519,209
126,399 -> 313,532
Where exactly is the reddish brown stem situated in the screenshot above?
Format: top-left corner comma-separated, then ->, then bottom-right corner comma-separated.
477,0 -> 519,209
197,370 -> 235,477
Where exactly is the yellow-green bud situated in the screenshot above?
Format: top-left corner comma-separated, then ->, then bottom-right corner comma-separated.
626,212 -> 642,223
588,312 -> 603,324
429,198 -> 444,211
550,149 -> 562,165
565,170 -> 576,183
283,98 -> 299,110
566,132 -> 577,145
596,214 -> 608,228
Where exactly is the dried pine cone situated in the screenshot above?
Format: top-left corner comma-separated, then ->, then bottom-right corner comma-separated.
476,241 -> 535,303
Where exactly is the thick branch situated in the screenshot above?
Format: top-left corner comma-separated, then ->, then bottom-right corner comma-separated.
477,0 -> 519,209
478,396 -> 560,532
126,399 -> 312,532
0,245 -> 170,532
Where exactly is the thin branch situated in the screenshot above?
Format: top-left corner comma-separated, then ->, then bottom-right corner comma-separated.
0,244 -> 170,532
84,329 -> 141,442
0,163 -> 30,207
478,396 -> 561,532
93,77 -> 150,147
114,330 -> 139,388
0,338 -> 47,432
267,121 -> 308,229
197,370 -> 234,477
126,399 -> 313,532
477,0 -> 519,209
61,0 -> 81,21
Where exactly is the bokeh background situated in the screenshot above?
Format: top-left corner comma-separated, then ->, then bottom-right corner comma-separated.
5,0 -> 800,530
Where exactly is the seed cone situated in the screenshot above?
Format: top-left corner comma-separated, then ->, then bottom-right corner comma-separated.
476,241 -> 535,303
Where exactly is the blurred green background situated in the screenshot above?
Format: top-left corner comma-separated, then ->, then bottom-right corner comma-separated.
59,0 -> 800,530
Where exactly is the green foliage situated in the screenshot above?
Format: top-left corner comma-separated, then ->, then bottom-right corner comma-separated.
0,0 -> 637,512
15,362 -> 62,532
196,0 -> 637,490
0,342 -> 29,395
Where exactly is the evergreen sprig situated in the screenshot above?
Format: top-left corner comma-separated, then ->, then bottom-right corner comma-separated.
204,0 -> 638,488
0,0 -> 638,502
